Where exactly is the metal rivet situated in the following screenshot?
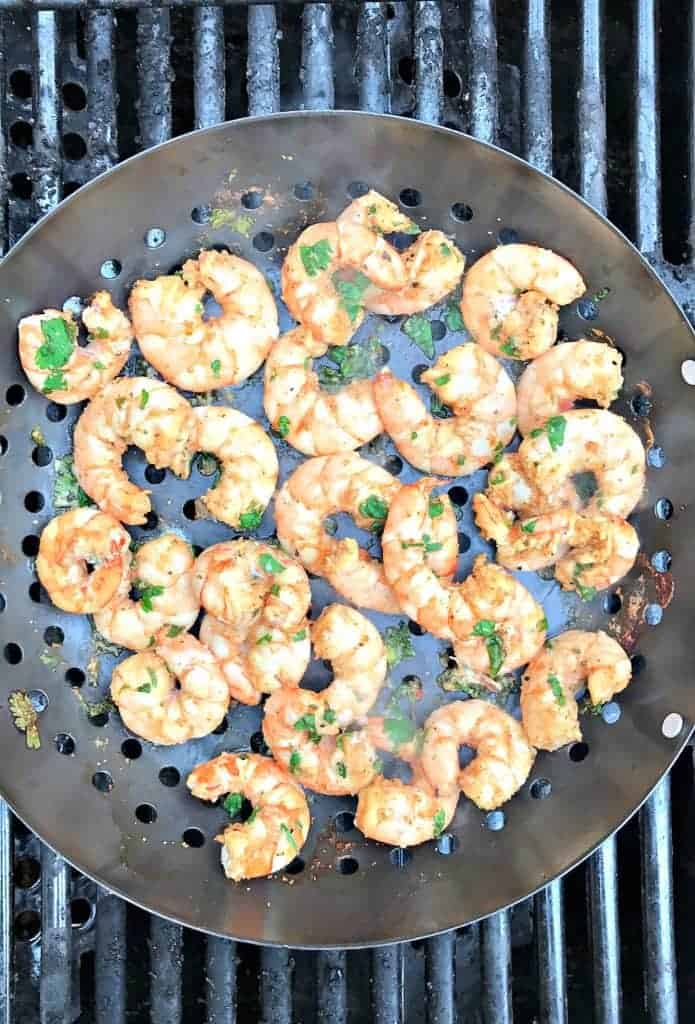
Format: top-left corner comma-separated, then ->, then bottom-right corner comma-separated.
681,359 -> 695,384
662,713 -> 683,738
602,702 -> 621,725
485,810 -> 505,831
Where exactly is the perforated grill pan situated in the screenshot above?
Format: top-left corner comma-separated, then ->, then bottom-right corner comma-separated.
0,112 -> 693,948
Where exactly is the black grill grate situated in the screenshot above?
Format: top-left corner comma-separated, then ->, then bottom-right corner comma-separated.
1,1 -> 692,1021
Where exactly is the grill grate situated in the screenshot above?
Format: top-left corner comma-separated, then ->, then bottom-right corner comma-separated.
0,1 -> 692,1020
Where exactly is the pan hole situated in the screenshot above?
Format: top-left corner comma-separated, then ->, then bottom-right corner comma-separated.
631,392 -> 652,417
182,499 -> 197,520
681,359 -> 695,384
430,320 -> 446,341
412,363 -> 428,384
334,811 -> 355,833
602,702 -> 621,724
28,690 -> 48,713
530,778 -> 552,799
569,742 -> 589,763
191,204 -> 212,224
647,445 -> 665,468
10,69 -> 32,99
70,898 -> 94,929
602,593 -> 621,614
451,203 -> 473,223
389,847 -> 412,868
121,738 -> 142,760
29,581 -> 45,603
398,56 -> 415,84
651,550 -> 672,572
89,711 -> 109,727
346,180 -> 370,199
14,910 -> 40,943
56,732 -> 75,756
65,667 -> 85,686
135,803 -> 157,824
662,712 -> 683,738
10,173 -> 32,199
654,498 -> 673,520
99,259 -> 121,280
22,535 -> 39,557
10,120 -> 33,148
384,455 -> 403,476
645,603 -> 663,626
24,492 -> 45,513
631,653 -> 646,675
62,82 -> 86,110
6,384 -> 25,406
285,856 -> 305,875
241,190 -> 264,209
63,132 -> 86,161
399,188 -> 421,208
63,182 -> 81,198
32,445 -> 53,467
577,299 -> 598,321
448,485 -> 468,506
4,643 -> 22,665
144,465 -> 166,485
408,619 -> 424,636
142,512 -> 158,531
337,856 -> 359,875
458,532 -> 471,553
484,810 -> 505,831
293,181 -> 314,200
44,625 -> 64,646
14,857 -> 40,889
253,232 -> 274,253
497,227 -> 519,244
0,595 -> 5,613
159,766 -> 180,787
443,68 -> 462,97
183,827 -> 205,848
92,771 -> 113,793
435,833 -> 459,855
250,731 -> 269,755
0,437 -> 7,455
212,716 -> 228,735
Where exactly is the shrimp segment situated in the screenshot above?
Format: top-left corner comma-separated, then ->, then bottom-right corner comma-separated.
73,377 -> 196,525
521,630 -> 632,750
382,479 -> 547,675
129,249 -> 279,391
461,244 -> 585,359
36,507 -> 130,613
373,344 -> 516,475
421,700 -> 536,809
192,407 -> 279,529
362,230 -> 465,317
263,327 -> 383,454
516,340 -> 623,434
187,753 -> 310,881
18,291 -> 132,403
111,632 -> 229,745
355,769 -> 458,847
94,534 -> 199,651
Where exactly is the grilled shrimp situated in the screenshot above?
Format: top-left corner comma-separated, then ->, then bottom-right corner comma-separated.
93,534 -> 199,650
461,244 -> 585,359
263,326 -> 383,454
111,632 -> 229,745
516,340 -> 623,434
18,292 -> 132,403
36,507 -> 130,613
521,630 -> 632,750
362,229 -> 465,316
373,345 -> 517,475
73,377 -> 196,525
483,410 -> 645,519
421,700 -> 535,810
262,604 -> 388,795
187,753 -> 310,881
354,767 -> 459,847
129,249 -> 279,391
382,479 -> 546,676
192,407 -> 278,529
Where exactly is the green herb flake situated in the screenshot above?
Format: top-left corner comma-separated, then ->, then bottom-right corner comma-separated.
239,503 -> 264,531
548,674 -> 566,706
42,370 -> 68,394
411,431 -> 418,440
434,374 -> 451,386
318,336 -> 383,389
444,302 -> 465,332
166,625 -> 183,638
492,442 -> 505,465
472,620 -> 505,677
440,243 -> 451,257
139,389 -> 149,410
529,427 -> 544,438
8,691 -> 41,749
256,633 -> 273,646
384,621 -> 415,668
593,286 -> 610,303
211,358 -> 221,378
358,493 -> 389,533
546,415 -> 566,451
433,809 -> 446,838
521,520 -> 537,534
223,792 -> 244,816
537,616 -> 548,632
335,761 -> 347,779
490,322 -> 503,340
300,239 -> 333,277
277,415 -> 291,438
383,715 -> 417,748
472,619 -> 497,638
93,361 -> 106,370
456,455 -> 466,466
322,707 -> 336,725
247,806 -> 259,824
500,338 -> 519,357
294,713 -> 321,744
258,553 -> 286,575
37,318 -> 75,370
292,630 -> 307,642
422,533 -> 443,552
54,455 -> 93,510
280,823 -> 298,851
270,583 -> 281,597
373,757 -> 384,774
490,472 -> 506,486
428,497 -> 444,519
430,392 -> 452,419
403,315 -> 434,358
138,584 -> 165,612
332,270 -> 371,322
93,327 -> 110,339
289,751 -> 301,774
575,581 -> 597,602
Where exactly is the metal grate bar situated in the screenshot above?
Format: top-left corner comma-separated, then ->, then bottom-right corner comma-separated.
316,950 -> 347,1024
301,3 -> 334,109
414,1 -> 442,124
39,848 -> 71,1024
481,911 -> 512,1024
194,6 -> 226,129
205,936 -> 237,1024
688,0 -> 695,262
535,880 -> 567,1024
94,889 -> 127,1024
260,946 -> 292,1024
639,778 -> 678,1024
0,805 -> 11,1024
523,0 -> 552,174
468,0 -> 498,143
587,837 -> 622,1024
634,0 -> 661,254
32,9 -> 60,216
85,11 -> 118,175
246,5 -> 279,116
578,0 -> 606,213
371,944 -> 403,1023
149,917 -> 183,1024
425,931 -> 455,1024
356,3 -> 389,114
0,15 -> 7,256
137,9 -> 172,148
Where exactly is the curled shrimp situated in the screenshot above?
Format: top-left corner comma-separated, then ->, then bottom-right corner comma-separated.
482,409 -> 645,519
187,753 -> 310,881
361,229 -> 465,317
373,344 -> 517,475
36,507 -> 130,613
129,249 -> 279,391
192,407 -> 278,529
263,327 -> 383,454
110,631 -> 229,745
461,244 -> 585,359
262,604 -> 388,795
521,630 -> 632,751
93,534 -> 199,651
516,340 -> 623,434
382,479 -> 546,676
18,292 -> 132,403
73,377 -> 196,526
354,767 -> 459,847
421,700 -> 535,810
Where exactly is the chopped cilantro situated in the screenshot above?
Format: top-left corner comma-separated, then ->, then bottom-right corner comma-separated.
358,493 -> 388,533
500,338 -> 519,357
93,327 -> 110,339
430,392 -> 452,419
280,823 -> 298,851
384,621 -> 415,668
270,583 -> 281,597
93,361 -> 106,370
490,472 -> 505,486
317,336 -> 383,389
139,389 -> 149,410
322,707 -> 336,724
383,715 -> 417,748
238,503 -> 263,531
258,553 -> 286,574
292,629 -> 307,642
492,442 -> 505,464
294,713 -> 321,744
277,415 -> 291,438
211,358 -> 221,378
43,370 -> 67,394
289,751 -> 301,774
36,318 -> 75,370
472,620 -> 496,638
440,243 -> 451,257
54,455 -> 93,510
138,584 -> 164,612
336,761 -> 347,779
256,633 -> 273,645
433,809 -> 446,838
456,455 -> 466,466
575,581 -> 597,602
332,270 -> 371,321
546,415 -> 566,451
223,792 -> 243,816
521,520 -> 537,534
537,616 -> 548,632
138,669 -> 158,693
300,239 -> 333,277
445,302 -> 464,332
403,315 -> 434,358
428,497 -> 444,519
472,620 -> 505,678
529,427 -> 544,438
434,374 -> 451,386
411,431 -> 418,440
548,674 -> 566,706
593,286 -> 610,302
166,625 -> 183,638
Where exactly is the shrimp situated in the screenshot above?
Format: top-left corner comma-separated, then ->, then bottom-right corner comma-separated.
516,340 -> 623,434
18,291 -> 132,404
461,244 -> 585,359
521,630 -> 632,751
282,224 -> 357,346
481,410 -> 645,518
263,326 -> 383,454
93,534 -> 199,650
354,768 -> 459,847
192,407 -> 278,529
129,249 -> 279,391
362,229 -> 465,317
553,514 -> 640,597
187,753 -> 310,881
421,700 -> 535,810
262,604 -> 388,795
373,345 -> 517,475
36,507 -> 130,613
382,479 -> 547,676
73,377 -> 196,525
275,454 -> 457,614
110,631 -> 229,745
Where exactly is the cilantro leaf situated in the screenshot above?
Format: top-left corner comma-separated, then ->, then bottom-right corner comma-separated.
428,497 -> 444,519
444,302 -> 464,332
383,715 -> 417,748
223,792 -> 244,816
433,809 -> 446,838
317,336 -> 383,389
294,713 -> 321,744
472,620 -> 496,637
277,415 -> 290,438
500,338 -> 519,357
332,271 -> 371,322
548,674 -> 566,706
546,415 -> 566,451
138,584 -> 164,612
292,629 -> 307,642
403,315 -> 434,358
358,493 -> 388,533
280,823 -> 298,851
256,633 -> 273,645
36,318 -> 75,370
289,751 -> 301,774
300,239 -> 333,277
211,358 -> 221,378
336,761 -> 347,779
258,553 -> 286,574
239,503 -> 263,531
54,455 -> 93,510
521,520 -> 537,534
139,389 -> 149,410
383,621 -> 415,668
537,616 -> 548,632
42,371 -> 68,394
166,625 -> 183,638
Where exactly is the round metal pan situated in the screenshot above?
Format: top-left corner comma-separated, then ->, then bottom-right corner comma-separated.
0,112 -> 692,948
